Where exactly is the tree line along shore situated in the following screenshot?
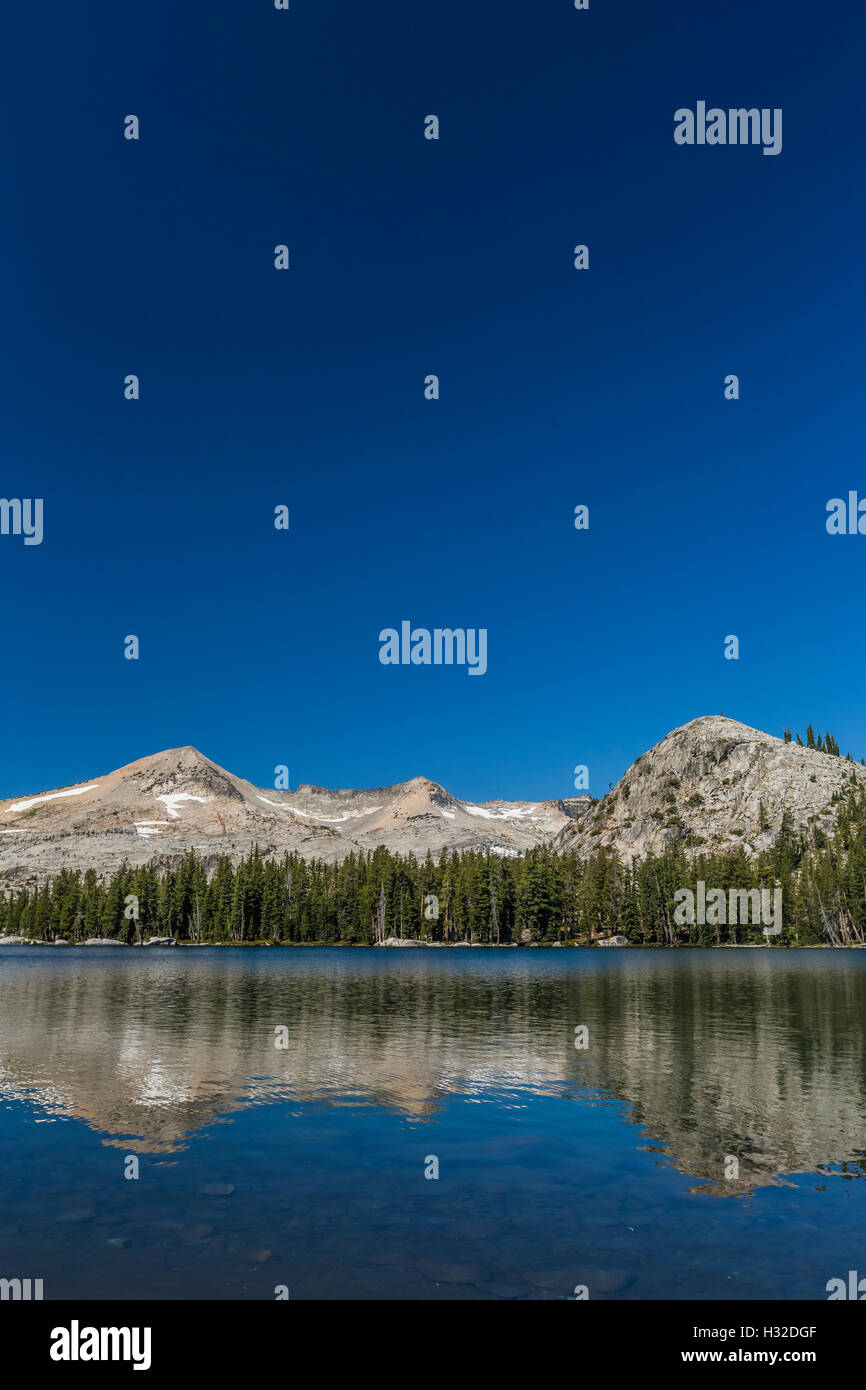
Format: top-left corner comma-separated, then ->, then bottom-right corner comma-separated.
2,783 -> 866,947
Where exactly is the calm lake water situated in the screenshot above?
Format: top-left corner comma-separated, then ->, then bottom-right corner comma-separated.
1,946 -> 865,1300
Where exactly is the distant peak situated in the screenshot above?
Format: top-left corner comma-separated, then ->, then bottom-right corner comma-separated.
110,746 -> 238,786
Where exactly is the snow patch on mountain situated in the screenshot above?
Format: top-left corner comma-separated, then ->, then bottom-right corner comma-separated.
156,794 -> 211,820
6,785 -> 99,814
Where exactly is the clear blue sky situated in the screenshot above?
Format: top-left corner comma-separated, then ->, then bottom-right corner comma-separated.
2,0 -> 864,802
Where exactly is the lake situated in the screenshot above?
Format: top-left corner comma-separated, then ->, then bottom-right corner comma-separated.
1,946 -> 864,1300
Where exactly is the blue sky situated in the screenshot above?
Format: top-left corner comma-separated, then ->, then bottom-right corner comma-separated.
2,0 -> 864,802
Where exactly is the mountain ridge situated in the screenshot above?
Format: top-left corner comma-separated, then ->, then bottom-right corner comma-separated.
1,715 -> 862,887
0,743 -> 588,888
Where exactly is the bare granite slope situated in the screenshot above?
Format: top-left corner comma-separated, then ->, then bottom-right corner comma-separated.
557,715 -> 866,864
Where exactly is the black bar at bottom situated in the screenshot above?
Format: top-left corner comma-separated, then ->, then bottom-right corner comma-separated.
2,1300 -> 858,1376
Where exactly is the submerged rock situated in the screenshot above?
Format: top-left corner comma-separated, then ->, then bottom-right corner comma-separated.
584,1268 -> 633,1294
185,1223 -> 215,1242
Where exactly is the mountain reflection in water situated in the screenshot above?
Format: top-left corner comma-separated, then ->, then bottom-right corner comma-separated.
1,947 -> 865,1299
1,948 -> 865,1187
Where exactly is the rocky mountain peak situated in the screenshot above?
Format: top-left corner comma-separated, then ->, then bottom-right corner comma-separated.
557,715 -> 865,863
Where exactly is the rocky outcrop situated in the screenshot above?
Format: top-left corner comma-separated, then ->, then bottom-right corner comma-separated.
557,715 -> 865,864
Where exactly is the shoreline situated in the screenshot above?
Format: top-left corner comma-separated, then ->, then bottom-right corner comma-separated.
1,938 -> 863,950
